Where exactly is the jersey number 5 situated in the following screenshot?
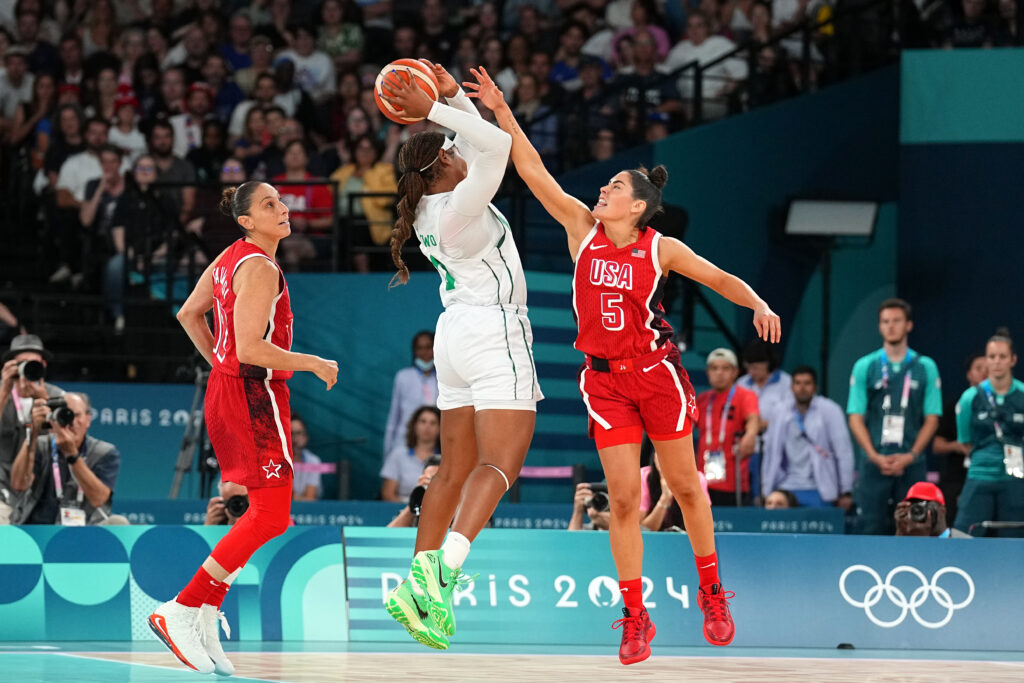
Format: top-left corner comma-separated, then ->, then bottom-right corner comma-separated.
601,293 -> 624,331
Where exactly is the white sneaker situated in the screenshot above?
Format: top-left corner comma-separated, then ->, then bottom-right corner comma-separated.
200,604 -> 235,676
148,599 -> 215,674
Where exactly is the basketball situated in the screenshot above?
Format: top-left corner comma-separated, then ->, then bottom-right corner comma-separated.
374,59 -> 440,124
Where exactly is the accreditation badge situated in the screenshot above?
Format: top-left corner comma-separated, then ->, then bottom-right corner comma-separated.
704,450 -> 726,483
881,414 -> 905,447
60,507 -> 87,526
1003,444 -> 1024,479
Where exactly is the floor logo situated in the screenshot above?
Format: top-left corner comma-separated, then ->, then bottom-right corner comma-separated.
838,565 -> 974,628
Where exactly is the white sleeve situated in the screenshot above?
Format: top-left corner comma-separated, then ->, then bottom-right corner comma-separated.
425,100 -> 510,220
444,88 -> 482,167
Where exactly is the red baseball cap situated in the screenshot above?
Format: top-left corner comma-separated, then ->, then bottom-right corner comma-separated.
904,482 -> 944,506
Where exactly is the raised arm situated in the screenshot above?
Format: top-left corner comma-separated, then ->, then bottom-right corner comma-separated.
419,60 -> 485,168
658,236 -> 781,343
464,67 -> 595,256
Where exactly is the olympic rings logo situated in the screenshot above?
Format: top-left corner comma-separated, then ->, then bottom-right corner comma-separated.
838,565 -> 975,629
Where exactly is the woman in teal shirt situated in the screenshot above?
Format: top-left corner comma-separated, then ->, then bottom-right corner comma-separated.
955,329 -> 1024,536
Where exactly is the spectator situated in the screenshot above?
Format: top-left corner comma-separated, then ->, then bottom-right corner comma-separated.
184,156 -> 248,261
610,0 -> 672,64
38,102 -> 84,196
528,50 -> 566,109
291,413 -> 323,501
933,351 -> 987,524
147,119 -> 197,227
737,338 -> 793,425
234,105 -> 268,172
761,365 -> 855,508
147,26 -> 172,71
695,348 -> 760,506
994,0 -> 1020,46
747,3 -> 796,108
53,117 -> 113,285
479,37 -> 517,103
641,449 -> 712,531
380,405 -> 441,502
15,9 -> 58,75
273,139 -> 333,270
568,482 -> 611,531
383,331 -> 439,458
0,334 -> 62,525
515,4 -> 556,53
765,488 -> 799,509
953,329 -> 1024,537
560,56 -> 617,168
166,24 -> 209,81
80,0 -> 116,56
108,91 -> 147,162
203,480 -> 249,525
79,145 -> 129,332
7,71 -> 55,174
513,72 -> 561,173
946,0 -> 995,47
85,66 -> 118,122
10,392 -> 120,525
722,0 -> 759,43
222,12 -> 254,71
201,53 -> 246,123
463,1 -> 500,45
0,46 -> 34,138
171,82 -> 216,159
329,131 -> 399,272
116,28 -> 147,88
895,482 -> 971,538
317,0 -> 364,70
552,21 -> 596,92
132,54 -> 162,119
157,65 -> 187,116
228,72 -> 282,141
386,454 -> 441,528
56,33 -> 85,86
278,24 -> 336,104
590,127 -> 617,162
235,35 -> 274,96
186,119 -> 229,184
663,10 -> 748,121
847,298 -> 942,535
614,27 -> 683,145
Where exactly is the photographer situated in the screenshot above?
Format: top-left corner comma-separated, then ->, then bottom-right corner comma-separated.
568,482 -> 611,531
10,393 -> 120,525
387,455 -> 442,528
0,335 -> 63,525
894,482 -> 970,538
204,481 -> 250,526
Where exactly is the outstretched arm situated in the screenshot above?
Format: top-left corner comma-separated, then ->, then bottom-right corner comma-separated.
465,67 -> 595,258
658,237 -> 781,343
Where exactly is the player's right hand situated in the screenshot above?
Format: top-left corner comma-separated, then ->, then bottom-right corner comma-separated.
463,67 -> 505,111
0,360 -> 18,394
313,357 -> 339,390
419,59 -> 459,99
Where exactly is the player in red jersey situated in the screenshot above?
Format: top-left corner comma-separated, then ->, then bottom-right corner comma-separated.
468,68 -> 780,663
147,181 -> 338,676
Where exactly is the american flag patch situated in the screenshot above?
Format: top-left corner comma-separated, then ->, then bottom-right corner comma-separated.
631,248 -> 646,258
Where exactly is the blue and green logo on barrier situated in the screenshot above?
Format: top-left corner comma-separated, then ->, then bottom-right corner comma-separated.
0,526 -> 345,641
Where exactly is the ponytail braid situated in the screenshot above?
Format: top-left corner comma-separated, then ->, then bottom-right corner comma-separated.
389,132 -> 446,288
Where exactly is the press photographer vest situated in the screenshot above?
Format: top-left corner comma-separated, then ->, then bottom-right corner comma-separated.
13,434 -> 117,525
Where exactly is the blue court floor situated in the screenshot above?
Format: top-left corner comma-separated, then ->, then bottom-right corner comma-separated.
3,641 -> 1024,682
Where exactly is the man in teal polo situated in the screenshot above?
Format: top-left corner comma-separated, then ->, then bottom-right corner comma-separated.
847,298 -> 942,534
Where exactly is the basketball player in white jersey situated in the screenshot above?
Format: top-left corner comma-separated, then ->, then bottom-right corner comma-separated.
381,61 -> 542,650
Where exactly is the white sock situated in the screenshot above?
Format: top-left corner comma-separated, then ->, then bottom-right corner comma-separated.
440,532 -> 471,570
408,571 -> 426,595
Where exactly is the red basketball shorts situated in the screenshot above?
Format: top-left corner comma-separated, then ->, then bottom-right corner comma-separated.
578,346 -> 698,449
205,369 -> 293,488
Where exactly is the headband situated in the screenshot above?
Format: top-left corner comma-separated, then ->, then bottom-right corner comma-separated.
417,136 -> 456,173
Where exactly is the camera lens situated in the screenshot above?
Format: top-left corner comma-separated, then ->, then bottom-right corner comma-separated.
909,501 -> 930,523
54,406 -> 75,427
18,360 -> 45,382
225,495 -> 249,518
589,491 -> 610,512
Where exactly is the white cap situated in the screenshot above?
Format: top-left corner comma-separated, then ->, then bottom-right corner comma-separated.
706,348 -> 738,368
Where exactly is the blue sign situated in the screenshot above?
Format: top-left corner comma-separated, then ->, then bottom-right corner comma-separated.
344,528 -> 1022,651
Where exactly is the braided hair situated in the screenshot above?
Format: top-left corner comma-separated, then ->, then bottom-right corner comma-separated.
390,132 -> 447,287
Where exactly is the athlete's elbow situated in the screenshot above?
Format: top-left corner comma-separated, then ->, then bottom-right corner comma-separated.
494,128 -> 512,152
235,342 -> 258,365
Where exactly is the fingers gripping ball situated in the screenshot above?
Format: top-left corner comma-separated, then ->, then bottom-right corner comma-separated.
375,59 -> 440,124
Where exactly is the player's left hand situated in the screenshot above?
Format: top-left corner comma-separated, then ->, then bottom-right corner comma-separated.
418,59 -> 459,99
753,303 -> 781,343
381,69 -> 435,120
53,423 -> 78,457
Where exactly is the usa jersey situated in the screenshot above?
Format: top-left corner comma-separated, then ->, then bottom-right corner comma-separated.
572,223 -> 673,359
211,239 -> 294,379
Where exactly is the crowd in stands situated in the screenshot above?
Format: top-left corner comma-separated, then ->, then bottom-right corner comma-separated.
2,0 -> 1018,327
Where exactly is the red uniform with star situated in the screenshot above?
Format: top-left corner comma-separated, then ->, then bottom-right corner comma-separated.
572,223 -> 698,442
204,239 -> 294,488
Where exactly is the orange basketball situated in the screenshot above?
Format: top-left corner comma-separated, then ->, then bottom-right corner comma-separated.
374,59 -> 440,125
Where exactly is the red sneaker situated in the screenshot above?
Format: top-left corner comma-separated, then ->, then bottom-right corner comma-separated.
697,583 -> 735,646
611,607 -> 657,665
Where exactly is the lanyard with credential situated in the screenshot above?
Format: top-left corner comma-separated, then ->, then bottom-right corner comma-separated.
50,437 -> 64,502
980,380 -> 1006,441
880,350 -> 916,413
706,386 -> 737,449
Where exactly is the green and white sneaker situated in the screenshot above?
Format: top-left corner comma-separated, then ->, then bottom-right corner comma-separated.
385,580 -> 449,650
411,550 -> 464,637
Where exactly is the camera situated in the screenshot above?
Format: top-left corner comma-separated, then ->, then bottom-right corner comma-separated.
18,360 -> 45,382
909,500 -> 932,524
408,485 -> 427,515
225,494 -> 250,518
45,397 -> 75,428
585,482 -> 610,512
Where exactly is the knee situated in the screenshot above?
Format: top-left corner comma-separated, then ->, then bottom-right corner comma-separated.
259,510 -> 290,539
673,479 -> 706,507
608,489 -> 640,518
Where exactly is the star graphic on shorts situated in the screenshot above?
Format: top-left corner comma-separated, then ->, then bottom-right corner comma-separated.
263,459 -> 282,479
688,395 -> 697,413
